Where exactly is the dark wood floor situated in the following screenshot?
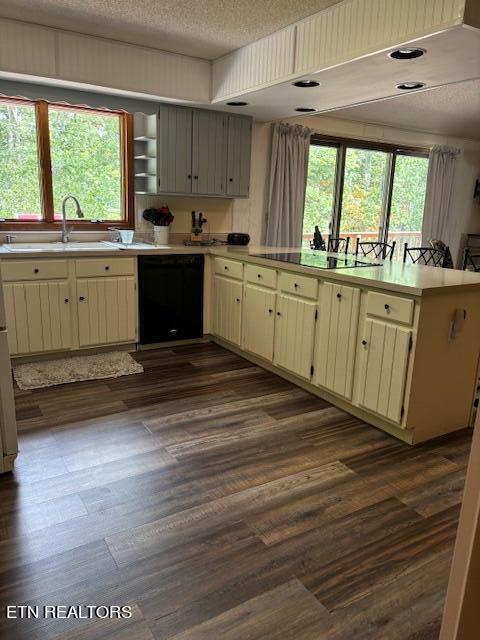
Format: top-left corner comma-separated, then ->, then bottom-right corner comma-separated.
0,342 -> 472,640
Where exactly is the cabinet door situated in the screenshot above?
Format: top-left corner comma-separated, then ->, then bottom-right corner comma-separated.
273,294 -> 316,379
358,318 -> 411,423
314,282 -> 360,399
77,277 -> 136,347
243,284 -> 275,361
226,116 -> 252,197
158,104 -> 192,194
213,276 -> 242,345
4,281 -> 72,355
192,110 -> 227,195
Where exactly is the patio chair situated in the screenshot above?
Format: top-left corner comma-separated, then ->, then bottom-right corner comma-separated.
355,240 -> 396,261
403,243 -> 449,268
327,236 -> 350,254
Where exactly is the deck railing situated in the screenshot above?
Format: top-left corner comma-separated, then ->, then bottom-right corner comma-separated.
302,231 -> 422,259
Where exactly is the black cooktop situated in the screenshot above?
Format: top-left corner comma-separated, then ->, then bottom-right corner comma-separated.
250,251 -> 382,269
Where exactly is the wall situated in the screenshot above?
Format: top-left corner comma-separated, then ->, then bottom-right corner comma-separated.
242,114 -> 480,261
135,195 -> 233,243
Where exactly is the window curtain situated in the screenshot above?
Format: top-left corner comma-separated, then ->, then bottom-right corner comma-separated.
265,123 -> 312,247
422,145 -> 461,253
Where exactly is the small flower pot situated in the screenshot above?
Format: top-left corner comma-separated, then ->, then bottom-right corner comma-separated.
154,226 -> 170,245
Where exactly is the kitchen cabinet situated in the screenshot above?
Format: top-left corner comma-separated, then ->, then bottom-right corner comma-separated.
157,104 -> 193,194
2,257 -> 137,355
76,276 -> 136,347
213,275 -> 243,345
242,284 -> 276,361
273,293 -> 316,380
226,116 -> 252,197
146,104 -> 251,197
4,281 -> 72,355
134,113 -> 158,195
314,281 -> 360,399
192,110 -> 227,196
357,319 -> 411,423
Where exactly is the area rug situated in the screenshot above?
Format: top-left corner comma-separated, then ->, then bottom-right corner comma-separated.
13,352 -> 144,390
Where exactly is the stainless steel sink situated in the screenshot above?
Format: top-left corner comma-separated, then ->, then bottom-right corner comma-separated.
3,241 -> 120,252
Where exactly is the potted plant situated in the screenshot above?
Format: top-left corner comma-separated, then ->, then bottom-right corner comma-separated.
142,206 -> 174,245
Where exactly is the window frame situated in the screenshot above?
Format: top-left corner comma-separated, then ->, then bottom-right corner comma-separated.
308,133 -> 430,245
0,95 -> 134,230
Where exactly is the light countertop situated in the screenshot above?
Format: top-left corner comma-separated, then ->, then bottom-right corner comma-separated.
1,242 -> 480,296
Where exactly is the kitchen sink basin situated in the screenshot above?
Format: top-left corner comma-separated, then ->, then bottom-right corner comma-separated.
3,241 -> 121,252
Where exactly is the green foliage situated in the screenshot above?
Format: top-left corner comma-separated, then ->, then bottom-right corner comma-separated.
303,143 -> 429,240
303,145 -> 336,235
0,102 -> 122,221
0,103 -> 41,218
49,108 -> 121,220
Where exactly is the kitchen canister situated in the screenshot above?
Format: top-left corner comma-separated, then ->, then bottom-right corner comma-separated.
154,226 -> 170,245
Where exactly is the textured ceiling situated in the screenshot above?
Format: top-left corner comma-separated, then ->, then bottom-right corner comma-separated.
0,0 -> 343,59
329,79 -> 480,140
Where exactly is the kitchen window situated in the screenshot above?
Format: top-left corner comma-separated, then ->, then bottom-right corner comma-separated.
303,135 -> 429,257
0,97 -> 133,229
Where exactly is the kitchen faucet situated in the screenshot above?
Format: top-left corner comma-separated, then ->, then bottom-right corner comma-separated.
61,195 -> 84,243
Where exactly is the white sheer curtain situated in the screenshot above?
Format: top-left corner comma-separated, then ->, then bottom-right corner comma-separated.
422,145 -> 461,251
265,123 -> 312,247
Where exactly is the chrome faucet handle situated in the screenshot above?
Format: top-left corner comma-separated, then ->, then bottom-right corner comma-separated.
108,227 -> 121,242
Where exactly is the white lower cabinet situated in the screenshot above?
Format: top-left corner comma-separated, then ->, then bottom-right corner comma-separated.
314,282 -> 360,399
242,284 -> 275,361
357,318 -> 411,423
213,275 -> 243,345
4,281 -> 72,355
77,276 -> 136,347
273,293 -> 316,380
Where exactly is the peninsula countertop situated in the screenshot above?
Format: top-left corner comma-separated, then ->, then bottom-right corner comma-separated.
1,241 -> 480,297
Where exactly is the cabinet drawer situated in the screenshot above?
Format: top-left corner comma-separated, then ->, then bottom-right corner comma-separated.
278,271 -> 318,300
366,291 -> 414,325
75,258 -> 135,278
245,264 -> 277,289
2,259 -> 68,282
214,257 -> 243,280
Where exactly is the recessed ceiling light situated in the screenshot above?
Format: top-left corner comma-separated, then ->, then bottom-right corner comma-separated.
293,80 -> 320,88
396,82 -> 426,90
389,48 -> 426,60
226,101 -> 248,106
295,107 -> 316,112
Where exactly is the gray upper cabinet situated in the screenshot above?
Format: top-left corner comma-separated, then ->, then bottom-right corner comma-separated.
192,111 -> 227,196
152,104 -> 251,198
158,104 -> 192,194
226,116 -> 252,198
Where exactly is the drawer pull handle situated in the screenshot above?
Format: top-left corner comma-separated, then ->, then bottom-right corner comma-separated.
64,298 -> 69,303
235,298 -> 240,302
362,339 -> 367,346
337,292 -> 342,299
384,304 -> 390,311
276,311 -> 281,316
224,265 -> 229,270
268,308 -> 273,314
294,283 -> 299,288
79,296 -> 85,301
257,273 -> 262,278
188,174 -> 192,179
105,266 -> 110,271
229,178 -> 233,182
34,268 -> 39,274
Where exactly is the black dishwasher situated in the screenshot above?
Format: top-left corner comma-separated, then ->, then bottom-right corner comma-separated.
138,255 -> 204,344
